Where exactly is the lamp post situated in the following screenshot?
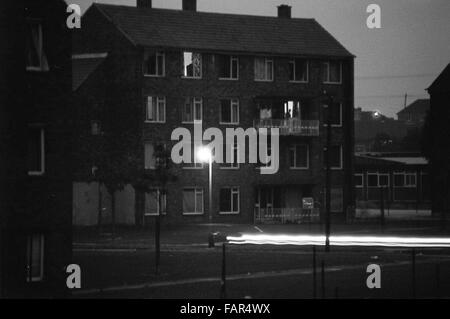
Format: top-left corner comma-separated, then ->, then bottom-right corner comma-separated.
197,146 -> 214,247
323,91 -> 333,252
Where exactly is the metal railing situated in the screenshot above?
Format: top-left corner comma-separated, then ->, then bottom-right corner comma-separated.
254,207 -> 320,224
253,119 -> 320,136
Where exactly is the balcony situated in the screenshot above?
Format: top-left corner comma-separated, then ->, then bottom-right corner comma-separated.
253,119 -> 319,136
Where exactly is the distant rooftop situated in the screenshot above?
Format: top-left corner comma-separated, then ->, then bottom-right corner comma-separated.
397,99 -> 430,116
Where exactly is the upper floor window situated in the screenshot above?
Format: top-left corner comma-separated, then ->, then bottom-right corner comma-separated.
326,145 -> 343,170
289,58 -> 308,82
143,51 -> 164,76
183,52 -> 202,78
254,57 -> 273,81
26,234 -> 44,282
146,96 -> 166,123
183,97 -> 203,123
322,61 -> 342,84
26,21 -> 49,71
324,102 -> 342,126
218,55 -> 238,80
220,99 -> 239,124
289,144 -> 309,169
28,127 -> 45,176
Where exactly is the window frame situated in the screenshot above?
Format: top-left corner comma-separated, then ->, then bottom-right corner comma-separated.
26,21 -> 48,72
144,189 -> 167,216
219,187 -> 240,215
354,173 -> 364,188
145,96 -> 166,123
182,188 -> 205,215
26,234 -> 44,282
329,145 -> 343,170
289,58 -> 309,83
182,51 -> 202,79
220,143 -> 240,170
289,144 -> 309,170
367,172 -> 390,187
143,51 -> 165,77
219,99 -> 240,125
394,172 -> 417,188
218,55 -> 239,80
254,57 -> 274,82
323,102 -> 343,127
28,127 -> 45,176
322,61 -> 342,84
182,97 -> 203,123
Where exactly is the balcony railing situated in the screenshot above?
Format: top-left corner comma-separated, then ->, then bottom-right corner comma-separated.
254,207 -> 320,224
253,119 -> 319,136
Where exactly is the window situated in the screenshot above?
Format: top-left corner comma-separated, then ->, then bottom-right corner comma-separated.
184,144 -> 204,169
220,99 -> 239,124
26,22 -> 49,71
183,188 -> 204,215
354,174 -> 364,188
326,145 -> 342,169
145,189 -> 167,216
368,172 -> 389,187
143,51 -> 164,76
289,144 -> 309,169
322,61 -> 342,84
289,58 -> 308,82
220,187 -> 240,214
218,55 -> 238,79
254,57 -> 273,81
146,96 -> 166,122
324,102 -> 342,126
144,143 -> 155,169
183,52 -> 202,78
183,97 -> 203,123
28,127 -> 45,176
91,120 -> 101,135
26,234 -> 44,282
221,143 -> 239,169
394,172 -> 417,188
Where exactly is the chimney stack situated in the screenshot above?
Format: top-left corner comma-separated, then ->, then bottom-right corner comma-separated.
277,5 -> 292,18
183,0 -> 197,11
137,0 -> 152,8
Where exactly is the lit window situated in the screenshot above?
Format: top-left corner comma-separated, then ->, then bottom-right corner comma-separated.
26,234 -> 44,282
91,120 -> 101,135
183,97 -> 203,123
26,22 -> 49,71
183,52 -> 202,78
183,188 -> 204,215
254,57 -> 273,81
145,189 -> 166,216
220,99 -> 239,124
219,187 -> 240,214
289,59 -> 308,82
322,61 -> 342,84
28,127 -> 45,176
218,55 -> 238,79
143,51 -> 164,76
145,96 -> 166,122
289,144 -> 309,169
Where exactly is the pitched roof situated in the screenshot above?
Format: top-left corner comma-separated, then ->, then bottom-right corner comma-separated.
428,63 -> 450,93
397,99 -> 430,116
93,4 -> 353,58
72,53 -> 108,91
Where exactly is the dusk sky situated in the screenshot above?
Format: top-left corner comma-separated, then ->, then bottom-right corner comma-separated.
73,0 -> 450,118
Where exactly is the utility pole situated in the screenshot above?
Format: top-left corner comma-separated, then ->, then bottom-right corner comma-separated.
324,93 -> 332,252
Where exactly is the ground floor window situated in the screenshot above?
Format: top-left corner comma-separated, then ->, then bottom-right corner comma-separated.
220,187 -> 240,214
183,188 -> 204,215
145,189 -> 167,216
26,234 -> 44,282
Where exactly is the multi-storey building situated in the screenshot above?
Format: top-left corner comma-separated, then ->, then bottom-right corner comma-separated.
72,0 -> 354,226
0,0 -> 72,297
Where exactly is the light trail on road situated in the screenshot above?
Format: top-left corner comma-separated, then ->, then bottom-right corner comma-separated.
227,234 -> 450,248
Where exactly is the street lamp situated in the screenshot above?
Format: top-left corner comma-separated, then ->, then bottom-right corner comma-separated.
196,146 -> 214,247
